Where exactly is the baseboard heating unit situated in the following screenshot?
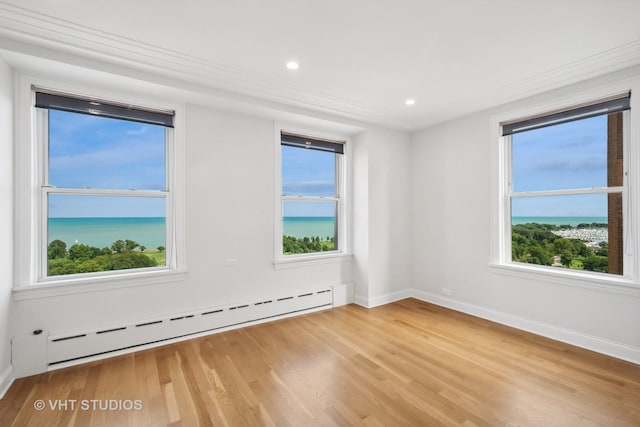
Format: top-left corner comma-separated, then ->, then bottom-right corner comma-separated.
45,287 -> 334,368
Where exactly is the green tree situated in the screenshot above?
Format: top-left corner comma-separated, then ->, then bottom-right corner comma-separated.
125,239 -> 140,251
140,245 -> 146,252
157,245 -> 165,252
75,257 -> 109,273
68,244 -> 100,262
108,252 -> 157,270
47,239 -> 67,259
527,246 -> 554,266
583,256 -> 608,273
595,242 -> 608,257
111,240 -> 126,253
48,258 -> 77,275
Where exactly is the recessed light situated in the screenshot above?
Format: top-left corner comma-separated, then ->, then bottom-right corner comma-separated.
405,99 -> 416,106
286,61 -> 299,70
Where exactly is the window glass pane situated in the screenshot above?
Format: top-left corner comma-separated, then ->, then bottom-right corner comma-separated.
283,200 -> 337,255
511,194 -> 621,275
48,110 -> 166,190
47,194 -> 166,276
282,145 -> 336,197
512,115 -> 613,192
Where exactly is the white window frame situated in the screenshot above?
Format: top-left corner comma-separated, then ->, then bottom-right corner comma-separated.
273,124 -> 352,267
13,74 -> 186,298
489,78 -> 640,291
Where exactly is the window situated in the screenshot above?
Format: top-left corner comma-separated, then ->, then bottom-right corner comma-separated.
279,131 -> 345,257
502,93 -> 630,276
36,90 -> 175,279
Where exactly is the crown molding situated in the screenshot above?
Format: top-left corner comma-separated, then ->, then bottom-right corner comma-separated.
412,39 -> 640,130
0,2 -> 639,132
0,3 -> 402,129
488,39 -> 640,108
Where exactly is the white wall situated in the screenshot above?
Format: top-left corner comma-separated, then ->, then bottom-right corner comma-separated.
0,56 -> 13,390
11,104 -> 353,338
353,128 -> 412,306
411,66 -> 640,360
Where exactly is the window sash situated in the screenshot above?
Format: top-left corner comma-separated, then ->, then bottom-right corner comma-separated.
282,199 -> 340,252
42,192 -> 171,279
279,134 -> 344,257
503,107 -> 629,276
510,187 -> 623,198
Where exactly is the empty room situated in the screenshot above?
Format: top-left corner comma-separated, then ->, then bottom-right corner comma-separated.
0,1 -> 639,426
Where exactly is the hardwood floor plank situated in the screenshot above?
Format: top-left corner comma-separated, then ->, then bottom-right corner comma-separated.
1,299 -> 639,426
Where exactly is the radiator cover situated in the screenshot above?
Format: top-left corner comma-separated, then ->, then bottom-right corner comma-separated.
47,287 -> 334,366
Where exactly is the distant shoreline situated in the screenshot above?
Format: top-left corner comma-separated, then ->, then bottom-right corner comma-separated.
512,216 -> 607,227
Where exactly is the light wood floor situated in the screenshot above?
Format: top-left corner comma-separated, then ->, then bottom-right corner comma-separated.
1,299 -> 639,426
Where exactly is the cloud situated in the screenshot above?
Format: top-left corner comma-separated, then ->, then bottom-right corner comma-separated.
126,127 -> 148,136
534,157 -> 606,172
555,135 -> 599,149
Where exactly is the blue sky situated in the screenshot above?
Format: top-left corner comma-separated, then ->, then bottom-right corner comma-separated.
48,109 -> 610,219
282,145 -> 337,217
48,110 -> 166,218
511,115 -> 610,217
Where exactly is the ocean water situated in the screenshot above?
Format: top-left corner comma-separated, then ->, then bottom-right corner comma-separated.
49,216 -> 336,248
50,216 -> 606,249
512,216 -> 608,227
283,217 -> 336,239
48,217 -> 166,249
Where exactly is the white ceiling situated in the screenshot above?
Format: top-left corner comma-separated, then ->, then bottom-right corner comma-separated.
0,0 -> 639,131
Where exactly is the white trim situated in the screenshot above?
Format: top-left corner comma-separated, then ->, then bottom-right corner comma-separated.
488,263 -> 640,297
353,288 -> 412,309
353,294 -> 369,307
490,77 -> 640,284
0,365 -> 14,399
511,186 -> 623,198
409,288 -> 640,365
13,270 -> 188,300
0,4 -> 398,129
282,195 -> 340,202
13,72 -> 187,290
0,4 -> 639,131
351,287 -> 640,363
479,40 -> 640,121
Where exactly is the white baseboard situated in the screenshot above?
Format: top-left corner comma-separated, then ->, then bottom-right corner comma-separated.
353,294 -> 368,307
353,288 -> 412,308
409,288 -> 640,365
0,365 -> 14,399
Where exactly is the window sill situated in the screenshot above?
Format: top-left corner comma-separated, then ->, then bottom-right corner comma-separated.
273,252 -> 353,270
13,269 -> 188,300
488,262 -> 640,297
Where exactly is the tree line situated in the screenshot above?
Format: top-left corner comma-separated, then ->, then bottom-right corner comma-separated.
47,239 -> 164,276
283,235 -> 335,254
512,223 -> 608,273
